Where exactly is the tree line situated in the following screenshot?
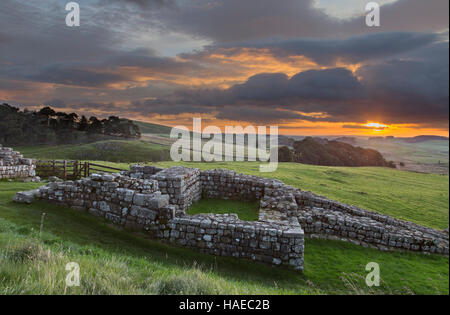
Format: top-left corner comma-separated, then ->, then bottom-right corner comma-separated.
0,103 -> 141,146
278,137 -> 396,168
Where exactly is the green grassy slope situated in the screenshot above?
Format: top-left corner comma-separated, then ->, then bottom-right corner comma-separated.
356,138 -> 449,165
188,199 -> 260,221
0,181 -> 448,295
134,121 -> 172,135
158,162 -> 449,230
15,140 -> 170,163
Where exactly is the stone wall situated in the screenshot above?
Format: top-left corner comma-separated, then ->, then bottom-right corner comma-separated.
122,165 -> 202,213
128,167 -> 449,256
200,169 -> 269,201
151,166 -> 202,212
22,170 -> 304,271
294,191 -> 449,254
37,174 -> 175,236
166,214 -> 304,270
0,144 -> 36,180
13,164 -> 449,274
259,174 -> 448,255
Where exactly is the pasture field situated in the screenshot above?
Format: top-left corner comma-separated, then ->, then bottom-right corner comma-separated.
0,160 -> 448,295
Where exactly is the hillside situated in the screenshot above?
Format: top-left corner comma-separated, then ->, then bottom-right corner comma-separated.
335,136 -> 449,174
1,162 -> 449,294
15,140 -> 170,163
133,121 -> 173,135
402,135 -> 449,143
280,137 -> 394,167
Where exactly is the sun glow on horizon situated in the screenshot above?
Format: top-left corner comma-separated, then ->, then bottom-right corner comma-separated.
364,122 -> 390,131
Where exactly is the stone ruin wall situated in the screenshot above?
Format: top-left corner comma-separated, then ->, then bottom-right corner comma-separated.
22,168 -> 304,271
128,166 -> 448,256
294,192 -> 448,253
0,144 -> 36,180
13,164 -> 449,273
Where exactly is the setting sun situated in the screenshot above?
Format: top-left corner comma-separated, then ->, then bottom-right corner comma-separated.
364,122 -> 389,131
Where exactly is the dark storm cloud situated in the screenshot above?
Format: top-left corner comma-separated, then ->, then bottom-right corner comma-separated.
130,99 -> 211,116
160,0 -> 339,42
356,42 -> 449,125
0,1 -> 201,88
128,68 -> 367,122
106,48 -> 201,73
215,107 -> 316,124
28,65 -> 129,87
1,0 -> 448,130
221,32 -> 443,66
132,40 -> 449,126
43,99 -> 67,108
344,0 -> 449,34
0,2 -> 118,67
103,0 -> 174,8
159,0 -> 449,42
229,68 -> 364,101
0,32 -> 12,44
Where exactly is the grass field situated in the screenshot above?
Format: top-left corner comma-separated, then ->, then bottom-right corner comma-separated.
158,162 -> 449,230
0,160 -> 448,295
15,140 -> 170,163
0,181 -> 448,295
351,138 -> 449,174
133,121 -> 173,136
188,199 -> 260,221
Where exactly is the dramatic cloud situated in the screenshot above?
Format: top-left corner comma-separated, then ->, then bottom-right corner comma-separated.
27,65 -> 130,87
219,32 -> 443,66
0,0 -> 448,135
129,41 -> 449,127
357,42 -> 449,125
158,0 -> 449,42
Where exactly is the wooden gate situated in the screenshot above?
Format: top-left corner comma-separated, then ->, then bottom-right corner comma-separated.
36,160 -> 126,179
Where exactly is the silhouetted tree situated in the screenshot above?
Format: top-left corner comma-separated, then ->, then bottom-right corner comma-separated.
278,146 -> 294,162
78,115 -> 89,131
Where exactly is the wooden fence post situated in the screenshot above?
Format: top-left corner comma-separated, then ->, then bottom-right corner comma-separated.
63,160 -> 67,179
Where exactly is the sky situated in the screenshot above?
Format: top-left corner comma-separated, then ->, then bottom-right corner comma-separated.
0,0 -> 448,136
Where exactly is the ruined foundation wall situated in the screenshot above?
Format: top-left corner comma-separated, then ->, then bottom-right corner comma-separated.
37,174 -> 175,235
123,166 -> 202,212
293,191 -> 449,254
126,166 -> 448,255
200,169 -> 269,201
32,171 -> 303,271
260,179 -> 449,255
0,145 -> 36,179
164,214 -> 304,270
16,164 -> 448,275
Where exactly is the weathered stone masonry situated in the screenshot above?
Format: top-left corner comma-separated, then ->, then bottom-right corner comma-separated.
127,166 -> 448,256
13,164 -> 449,273
0,144 -> 36,180
21,168 -> 304,271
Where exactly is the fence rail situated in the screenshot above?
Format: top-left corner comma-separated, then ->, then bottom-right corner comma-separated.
36,160 -> 127,180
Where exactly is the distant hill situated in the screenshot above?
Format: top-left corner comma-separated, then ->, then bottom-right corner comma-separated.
16,140 -> 170,163
133,120 -> 173,135
333,137 -> 357,145
279,137 -> 394,167
402,135 -> 449,143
